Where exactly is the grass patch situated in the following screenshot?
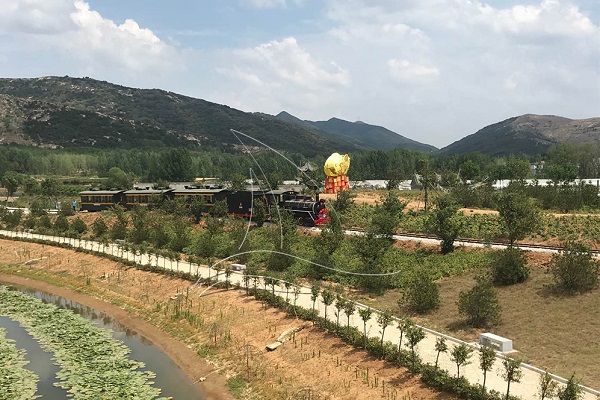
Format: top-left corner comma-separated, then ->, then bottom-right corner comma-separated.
226,375 -> 247,398
365,265 -> 600,386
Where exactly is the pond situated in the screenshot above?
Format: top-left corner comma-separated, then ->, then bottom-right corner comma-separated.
0,285 -> 206,399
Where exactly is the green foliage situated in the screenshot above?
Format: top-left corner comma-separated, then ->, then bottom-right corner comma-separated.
450,344 -> 473,379
490,246 -> 530,286
479,345 -> 496,392
538,372 -> 559,400
59,201 -> 74,217
427,194 -> 462,254
70,217 -> 87,235
557,374 -> 583,400
402,270 -> 440,314
549,241 -> 599,294
109,206 -> 128,241
501,358 -> 523,400
209,199 -> 228,218
53,215 -> 70,233
0,327 -> 39,399
226,375 -> 247,398
1,210 -> 22,228
29,198 -> 49,217
40,177 -> 61,200
91,216 -> 108,238
129,205 -> 150,244
252,199 -> 266,227
332,190 -> 356,214
495,190 -> 540,244
106,167 -> 134,190
458,275 -> 501,328
1,171 -> 22,199
0,286 -> 162,399
434,337 -> 448,370
405,325 -> 426,371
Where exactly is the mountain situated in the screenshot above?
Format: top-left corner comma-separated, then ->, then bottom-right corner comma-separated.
0,76 -> 360,155
438,114 -> 600,157
275,112 -> 437,153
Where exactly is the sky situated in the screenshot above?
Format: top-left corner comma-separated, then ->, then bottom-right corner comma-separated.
0,0 -> 598,148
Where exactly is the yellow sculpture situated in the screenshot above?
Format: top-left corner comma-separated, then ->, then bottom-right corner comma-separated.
323,153 -> 350,177
323,153 -> 350,194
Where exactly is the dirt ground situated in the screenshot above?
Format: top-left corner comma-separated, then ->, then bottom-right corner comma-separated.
0,239 -> 458,400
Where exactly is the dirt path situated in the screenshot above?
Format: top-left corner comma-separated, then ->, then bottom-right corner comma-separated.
0,239 -> 458,400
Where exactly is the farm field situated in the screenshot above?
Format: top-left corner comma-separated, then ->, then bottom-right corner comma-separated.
0,239 -> 458,400
360,250 -> 600,386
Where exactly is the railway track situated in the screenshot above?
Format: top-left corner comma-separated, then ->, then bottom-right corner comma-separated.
303,227 -> 600,256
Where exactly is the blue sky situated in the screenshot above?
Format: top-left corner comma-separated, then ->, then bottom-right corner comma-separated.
1,0 -> 598,148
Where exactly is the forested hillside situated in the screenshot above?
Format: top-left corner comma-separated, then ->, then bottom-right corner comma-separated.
0,77 -> 359,156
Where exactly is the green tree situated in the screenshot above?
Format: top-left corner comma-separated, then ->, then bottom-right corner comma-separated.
402,270 -> 440,314
450,344 -> 473,379
334,294 -> 345,327
501,358 -> 523,400
267,209 -> 297,272
106,167 -> 134,189
91,216 -> 108,238
310,282 -> 321,322
343,299 -> 356,331
1,171 -> 22,200
496,191 -> 540,245
358,307 -> 372,348
70,217 -> 87,235
321,289 -> 335,321
252,199 -> 266,227
538,372 -> 559,400
40,178 -> 62,203
434,337 -> 448,370
427,194 -> 462,254
371,191 -> 405,240
130,205 -> 150,244
209,199 -> 228,218
109,205 -> 128,241
53,215 -> 70,233
458,275 -> 501,327
377,309 -> 394,350
332,190 -> 356,214
189,196 -> 206,224
158,148 -> 194,181
490,246 -> 530,286
557,374 -> 582,400
549,242 -> 599,294
479,345 -> 496,393
397,318 -> 415,351
405,325 -> 425,371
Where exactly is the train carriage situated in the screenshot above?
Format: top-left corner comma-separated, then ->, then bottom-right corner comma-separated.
171,188 -> 229,212
122,188 -> 174,210
79,190 -> 124,212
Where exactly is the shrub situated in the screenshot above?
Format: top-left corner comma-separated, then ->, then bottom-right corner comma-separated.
549,242 -> 599,294
490,246 -> 529,286
91,216 -> 108,238
458,275 -> 501,327
402,270 -> 440,314
70,217 -> 87,235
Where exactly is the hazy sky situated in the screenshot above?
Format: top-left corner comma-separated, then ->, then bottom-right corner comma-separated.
1,0 -> 598,148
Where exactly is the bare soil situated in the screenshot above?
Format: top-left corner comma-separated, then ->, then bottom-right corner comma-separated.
0,239 -> 458,400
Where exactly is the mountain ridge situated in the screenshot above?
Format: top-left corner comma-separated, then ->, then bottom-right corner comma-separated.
438,114 -> 600,156
275,111 -> 437,152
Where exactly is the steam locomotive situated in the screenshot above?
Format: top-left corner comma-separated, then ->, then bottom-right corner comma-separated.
78,187 -> 328,226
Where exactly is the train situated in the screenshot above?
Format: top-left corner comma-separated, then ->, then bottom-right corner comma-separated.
78,187 -> 328,226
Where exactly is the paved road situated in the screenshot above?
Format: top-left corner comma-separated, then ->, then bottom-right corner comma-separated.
2,229 -> 598,400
